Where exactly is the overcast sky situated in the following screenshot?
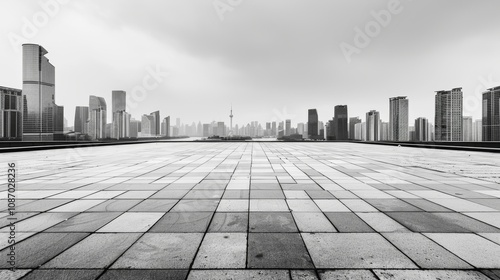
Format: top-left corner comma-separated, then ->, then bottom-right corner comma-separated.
1,0 -> 500,127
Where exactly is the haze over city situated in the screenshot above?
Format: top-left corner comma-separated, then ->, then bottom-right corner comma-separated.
1,0 -> 500,126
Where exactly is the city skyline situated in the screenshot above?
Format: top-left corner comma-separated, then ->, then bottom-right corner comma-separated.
2,1 -> 500,125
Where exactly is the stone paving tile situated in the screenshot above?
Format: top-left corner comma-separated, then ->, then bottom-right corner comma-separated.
464,212 -> 500,228
0,269 -> 32,280
290,270 -> 318,280
187,270 -> 290,280
42,233 -> 141,268
302,233 -> 417,269
481,270 -> 500,280
365,199 -> 422,212
287,199 -> 321,212
318,270 -> 378,279
248,233 -> 314,269
250,199 -> 289,212
192,233 -> 247,268
314,199 -> 351,212
373,269 -> 491,280
49,200 -> 105,212
0,233 -> 89,268
86,199 -> 142,212
128,199 -> 178,212
112,233 -> 203,269
149,211 -> 213,232
425,233 -> 500,268
20,269 -> 103,280
45,212 -> 121,232
170,199 -> 219,212
324,212 -> 374,232
386,212 -> 474,233
98,212 -> 164,232
15,199 -> 72,212
479,233 -> 500,245
250,212 -> 298,232
356,213 -> 409,232
340,199 -> 378,212
292,212 -> 337,232
0,212 -> 77,232
217,199 -> 249,212
99,269 -> 188,280
383,233 -> 473,268
208,212 -> 248,232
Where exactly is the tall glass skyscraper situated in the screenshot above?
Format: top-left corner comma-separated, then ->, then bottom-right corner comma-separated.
482,86 -> 500,141
0,86 -> 23,140
389,96 -> 409,141
435,88 -> 463,141
366,110 -> 380,141
334,105 -> 348,140
88,95 -> 107,140
74,106 -> 89,134
308,109 -> 318,139
22,44 -> 56,141
112,90 -> 126,115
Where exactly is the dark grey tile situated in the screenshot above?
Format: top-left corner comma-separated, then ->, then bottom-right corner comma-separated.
86,199 -> 142,212
184,190 -> 224,199
324,212 -> 374,233
387,212 -> 471,233
208,213 -> 248,232
99,270 -> 188,280
222,190 -> 250,199
402,198 -> 453,212
150,212 -> 213,232
306,190 -> 335,199
170,200 -> 218,212
16,200 -> 72,212
21,269 -> 102,280
247,233 -> 313,269
249,212 -> 298,232
365,199 -> 422,212
0,233 -> 89,268
129,199 -> 178,212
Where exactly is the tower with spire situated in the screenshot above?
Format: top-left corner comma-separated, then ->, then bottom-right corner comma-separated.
229,105 -> 234,137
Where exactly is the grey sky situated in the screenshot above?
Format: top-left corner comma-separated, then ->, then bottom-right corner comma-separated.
1,0 -> 499,127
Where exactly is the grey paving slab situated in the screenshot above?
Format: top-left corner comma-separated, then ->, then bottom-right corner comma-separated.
250,212 -> 298,232
21,269 -> 102,280
0,212 -> 77,232
292,212 -> 337,232
425,233 -> 500,268
192,233 -> 247,268
170,199 -> 219,212
150,211 -> 213,232
318,270 -> 377,280
291,270 -> 318,280
187,270 -> 290,280
386,212 -> 474,233
0,233 -> 89,268
42,233 -> 141,268
208,212 -> 248,232
383,233 -> 473,269
356,213 -> 409,232
98,212 -> 164,232
481,270 -> 500,280
0,270 -> 32,280
365,199 -> 422,212
86,199 -> 142,212
15,199 -> 72,212
45,212 -> 122,232
99,269 -> 188,280
129,199 -> 178,212
248,233 -> 314,268
401,198 -> 454,212
324,212 -> 374,232
112,233 -> 203,269
302,233 -> 417,269
373,269 -> 491,280
250,199 -> 290,212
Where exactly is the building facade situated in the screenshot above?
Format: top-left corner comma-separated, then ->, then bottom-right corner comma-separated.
0,86 -> 22,140
482,86 -> 500,141
308,109 -> 318,139
389,96 -> 409,141
366,110 -> 380,141
435,88 -> 463,141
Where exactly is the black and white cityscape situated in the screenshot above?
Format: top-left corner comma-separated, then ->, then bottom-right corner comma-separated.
1,1 -> 500,280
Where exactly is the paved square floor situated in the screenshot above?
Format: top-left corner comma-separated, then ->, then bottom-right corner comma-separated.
1,142 -> 500,279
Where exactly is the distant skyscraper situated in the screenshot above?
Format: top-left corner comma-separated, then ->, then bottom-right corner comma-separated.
74,106 -> 88,134
22,44 -> 57,141
112,111 -> 130,139
334,105 -> 348,140
482,86 -> 500,141
0,86 -> 22,140
129,119 -> 140,138
435,88 -> 463,141
217,122 -> 225,137
88,95 -> 107,140
349,117 -> 361,140
473,119 -> 482,142
285,119 -> 291,136
54,105 -> 64,139
112,90 -> 126,115
176,118 -> 181,128
161,116 -> 171,137
381,121 -> 389,141
366,110 -> 380,141
389,96 -> 409,141
415,117 -> 430,142
308,109 -> 318,139
141,114 -> 154,136
463,116 -> 473,142
150,111 -> 160,136
271,121 -> 277,137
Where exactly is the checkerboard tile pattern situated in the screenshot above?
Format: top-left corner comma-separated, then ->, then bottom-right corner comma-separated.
1,143 -> 500,279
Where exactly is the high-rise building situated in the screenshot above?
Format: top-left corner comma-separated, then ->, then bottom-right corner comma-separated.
473,119 -> 482,142
285,119 -> 291,136
161,116 -> 171,137
271,121 -> 277,137
389,96 -> 409,141
0,86 -> 22,140
88,95 -> 107,140
141,114 -> 154,137
381,121 -> 389,141
54,105 -> 64,140
74,106 -> 88,134
22,44 -> 58,141
415,117 -> 430,142
203,124 -> 210,137
112,91 -> 126,115
366,110 -> 380,141
349,117 -> 361,140
435,88 -> 463,141
112,111 -> 130,139
150,111 -> 160,136
217,122 -> 225,137
129,119 -> 140,138
463,116 -> 473,142
308,109 -> 319,139
334,105 -> 348,140
482,86 -> 500,141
